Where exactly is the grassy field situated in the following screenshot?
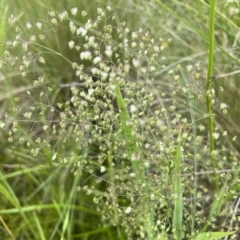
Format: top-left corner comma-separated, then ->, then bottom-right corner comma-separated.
0,0 -> 240,239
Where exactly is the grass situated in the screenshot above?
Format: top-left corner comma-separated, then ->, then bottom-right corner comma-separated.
172,131 -> 183,240
0,0 -> 240,239
205,0 -> 217,191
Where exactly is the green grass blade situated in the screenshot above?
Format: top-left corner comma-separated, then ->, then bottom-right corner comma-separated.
172,131 -> 183,240
114,81 -> 143,180
194,231 -> 235,240
205,0 -> 218,191
33,211 -> 46,240
0,170 -> 40,239
0,0 -> 8,53
60,168 -> 81,240
114,81 -> 155,239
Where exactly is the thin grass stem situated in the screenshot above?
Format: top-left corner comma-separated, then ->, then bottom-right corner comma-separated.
206,0 -> 218,191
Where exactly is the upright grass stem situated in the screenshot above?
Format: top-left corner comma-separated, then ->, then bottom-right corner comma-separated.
114,81 -> 144,181
172,131 -> 183,240
206,0 -> 218,191
114,81 -> 154,240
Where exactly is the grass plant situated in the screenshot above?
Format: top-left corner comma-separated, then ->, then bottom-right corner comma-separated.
205,0 -> 218,191
0,0 -> 240,239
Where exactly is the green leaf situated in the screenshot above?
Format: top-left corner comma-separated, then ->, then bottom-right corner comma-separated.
194,231 -> 235,240
172,131 -> 183,240
0,183 -> 18,207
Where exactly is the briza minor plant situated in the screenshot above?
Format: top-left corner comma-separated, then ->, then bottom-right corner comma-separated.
1,5 -> 239,240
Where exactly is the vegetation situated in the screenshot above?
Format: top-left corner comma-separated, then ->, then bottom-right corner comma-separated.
0,0 -> 239,239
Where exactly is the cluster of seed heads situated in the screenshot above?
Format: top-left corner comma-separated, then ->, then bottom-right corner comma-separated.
1,5 -> 239,239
